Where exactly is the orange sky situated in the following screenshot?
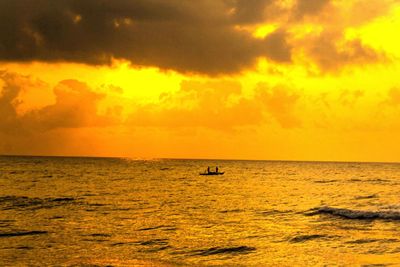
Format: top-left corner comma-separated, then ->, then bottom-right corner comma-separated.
1,0 -> 400,162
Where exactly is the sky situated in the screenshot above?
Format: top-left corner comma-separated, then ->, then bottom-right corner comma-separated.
1,0 -> 400,162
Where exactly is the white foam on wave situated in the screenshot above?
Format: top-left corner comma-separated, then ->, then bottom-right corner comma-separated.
308,206 -> 400,220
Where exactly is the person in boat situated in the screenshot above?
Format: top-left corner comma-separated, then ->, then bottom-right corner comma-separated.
207,166 -> 210,174
216,166 -> 219,173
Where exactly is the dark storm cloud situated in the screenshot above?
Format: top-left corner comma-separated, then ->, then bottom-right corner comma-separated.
0,0 -> 291,75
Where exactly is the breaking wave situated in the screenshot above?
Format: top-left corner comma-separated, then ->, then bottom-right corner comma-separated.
306,206 -> 400,220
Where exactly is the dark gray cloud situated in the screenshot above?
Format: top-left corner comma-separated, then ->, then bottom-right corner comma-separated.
0,0 -> 392,75
0,0 -> 291,75
292,0 -> 330,19
228,0 -> 275,24
304,31 -> 387,72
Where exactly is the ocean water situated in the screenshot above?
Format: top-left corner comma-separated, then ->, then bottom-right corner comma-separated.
1,156 -> 400,266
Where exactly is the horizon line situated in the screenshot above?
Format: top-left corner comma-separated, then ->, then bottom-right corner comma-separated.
1,153 -> 399,165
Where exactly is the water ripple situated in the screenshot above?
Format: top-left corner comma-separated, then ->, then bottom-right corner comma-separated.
289,234 -> 330,243
192,246 -> 256,256
0,195 -> 77,210
0,230 -> 48,237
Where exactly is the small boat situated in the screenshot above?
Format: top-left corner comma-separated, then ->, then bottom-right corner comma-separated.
199,171 -> 224,176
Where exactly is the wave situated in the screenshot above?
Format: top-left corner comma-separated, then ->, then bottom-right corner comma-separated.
219,209 -> 243,213
140,245 -> 171,252
348,178 -> 391,184
0,219 -> 14,227
16,246 -> 33,250
345,238 -> 398,244
314,179 -> 339,184
111,242 -> 135,247
0,195 -> 77,210
0,230 -> 48,237
138,238 -> 169,246
289,234 -> 328,243
88,233 -> 112,237
306,206 -> 400,220
8,170 -> 25,175
314,178 -> 392,185
138,225 -> 177,232
193,246 -> 256,256
50,197 -> 75,202
111,238 -> 171,253
354,194 -> 378,200
259,209 -> 293,216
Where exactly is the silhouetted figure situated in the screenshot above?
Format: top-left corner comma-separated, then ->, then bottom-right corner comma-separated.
207,166 -> 210,174
216,166 -> 219,173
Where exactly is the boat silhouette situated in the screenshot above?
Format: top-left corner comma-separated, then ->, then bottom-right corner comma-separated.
199,171 -> 224,176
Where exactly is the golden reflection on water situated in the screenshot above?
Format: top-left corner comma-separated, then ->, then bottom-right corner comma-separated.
1,157 -> 400,266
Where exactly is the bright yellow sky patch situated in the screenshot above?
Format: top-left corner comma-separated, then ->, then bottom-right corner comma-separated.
356,4 -> 400,57
253,24 -> 279,39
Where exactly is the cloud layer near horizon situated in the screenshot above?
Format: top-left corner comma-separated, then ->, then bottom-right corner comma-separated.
0,71 -> 302,136
0,0 -> 394,74
2,69 -> 400,159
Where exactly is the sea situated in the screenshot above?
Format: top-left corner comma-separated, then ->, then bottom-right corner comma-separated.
1,156 -> 400,266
